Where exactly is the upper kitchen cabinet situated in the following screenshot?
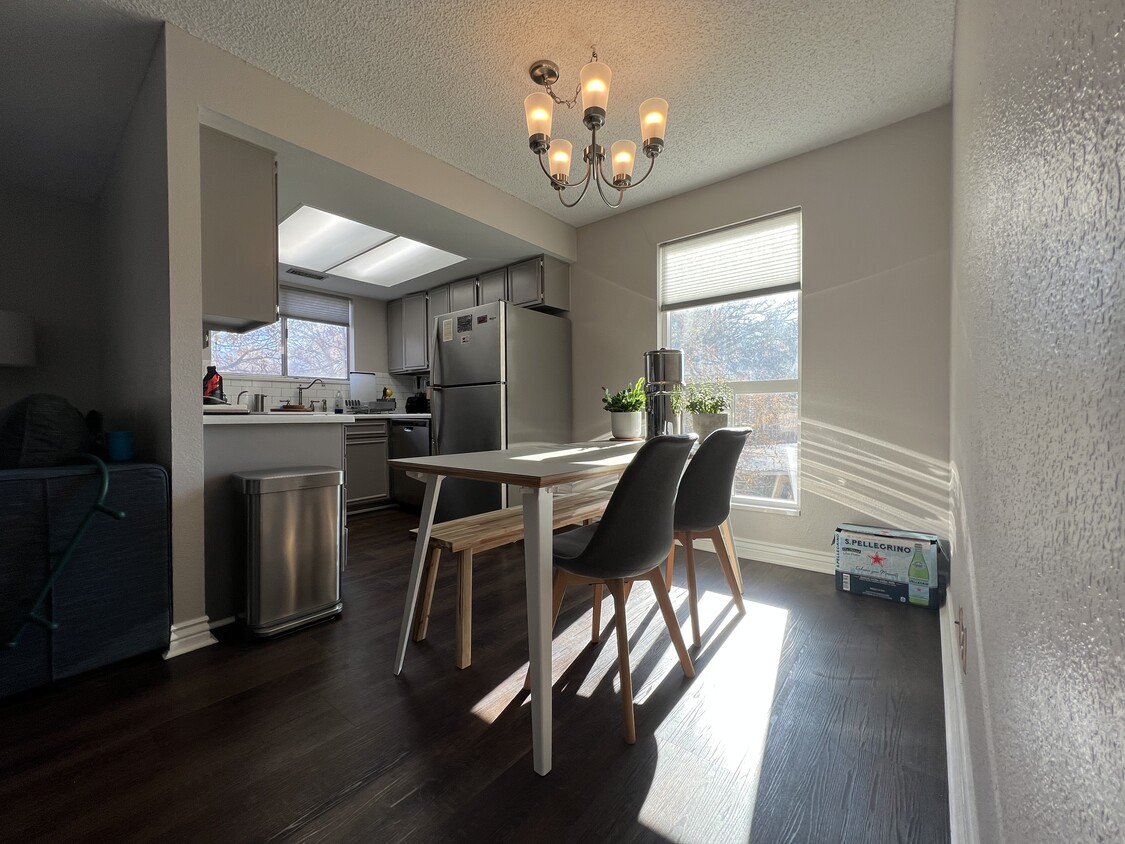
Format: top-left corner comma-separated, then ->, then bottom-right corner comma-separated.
509,256 -> 570,312
387,291 -> 430,374
477,268 -> 508,304
449,278 -> 478,311
428,284 -> 451,320
200,126 -> 279,332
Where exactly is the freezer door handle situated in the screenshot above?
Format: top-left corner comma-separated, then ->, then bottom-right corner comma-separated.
431,386 -> 443,453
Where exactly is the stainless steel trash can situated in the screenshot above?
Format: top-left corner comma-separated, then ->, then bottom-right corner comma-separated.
232,466 -> 343,637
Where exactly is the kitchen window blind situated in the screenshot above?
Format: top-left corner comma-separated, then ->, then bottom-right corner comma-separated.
659,208 -> 802,310
279,287 -> 350,326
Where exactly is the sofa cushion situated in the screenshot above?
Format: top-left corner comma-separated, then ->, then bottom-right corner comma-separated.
0,394 -> 93,469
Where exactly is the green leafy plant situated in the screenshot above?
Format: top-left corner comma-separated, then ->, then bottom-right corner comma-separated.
673,380 -> 733,414
602,377 -> 646,412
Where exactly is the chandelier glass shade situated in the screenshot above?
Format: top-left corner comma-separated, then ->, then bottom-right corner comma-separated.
523,51 -> 667,209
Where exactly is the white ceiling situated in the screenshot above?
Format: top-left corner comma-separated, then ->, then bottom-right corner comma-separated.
2,0 -> 954,227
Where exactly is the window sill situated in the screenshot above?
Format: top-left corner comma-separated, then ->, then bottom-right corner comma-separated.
731,499 -> 801,517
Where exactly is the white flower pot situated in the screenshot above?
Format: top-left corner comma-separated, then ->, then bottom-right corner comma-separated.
610,411 -> 644,439
691,412 -> 728,441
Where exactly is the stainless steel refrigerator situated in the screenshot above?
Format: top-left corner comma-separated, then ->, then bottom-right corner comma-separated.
431,300 -> 571,521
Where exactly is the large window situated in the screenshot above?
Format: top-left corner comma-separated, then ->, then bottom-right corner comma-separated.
660,209 -> 801,508
210,287 -> 351,380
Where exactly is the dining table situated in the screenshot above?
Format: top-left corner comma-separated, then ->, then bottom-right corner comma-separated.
388,439 -> 647,775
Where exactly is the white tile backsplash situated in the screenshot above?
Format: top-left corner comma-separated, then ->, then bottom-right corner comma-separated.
202,347 -> 420,410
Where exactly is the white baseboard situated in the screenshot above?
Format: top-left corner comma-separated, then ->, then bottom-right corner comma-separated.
940,602 -> 980,843
694,535 -> 835,575
164,616 -> 218,659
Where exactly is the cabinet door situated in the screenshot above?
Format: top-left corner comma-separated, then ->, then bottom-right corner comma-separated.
508,258 -> 542,307
478,268 -> 508,304
387,298 -> 405,373
429,284 -> 451,318
200,126 -> 278,331
346,437 -> 389,509
403,292 -> 429,370
449,278 -> 478,311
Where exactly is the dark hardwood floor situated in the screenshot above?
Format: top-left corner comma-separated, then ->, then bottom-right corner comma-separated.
0,508 -> 949,843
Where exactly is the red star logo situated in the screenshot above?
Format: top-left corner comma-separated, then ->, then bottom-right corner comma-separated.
870,552 -> 886,566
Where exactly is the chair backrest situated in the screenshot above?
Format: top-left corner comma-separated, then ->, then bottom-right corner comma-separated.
674,428 -> 752,532
577,435 -> 695,579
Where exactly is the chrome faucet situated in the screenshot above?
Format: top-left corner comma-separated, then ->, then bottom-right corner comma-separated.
297,379 -> 324,407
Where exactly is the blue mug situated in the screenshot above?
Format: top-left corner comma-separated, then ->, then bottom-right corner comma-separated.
105,430 -> 134,461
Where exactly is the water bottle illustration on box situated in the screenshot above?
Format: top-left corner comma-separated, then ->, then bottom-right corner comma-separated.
908,543 -> 930,606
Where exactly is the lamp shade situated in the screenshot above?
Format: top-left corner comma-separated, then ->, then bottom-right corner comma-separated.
640,97 -> 669,144
610,140 -> 636,181
0,310 -> 35,366
579,61 -> 612,113
548,139 -> 573,182
524,92 -> 554,140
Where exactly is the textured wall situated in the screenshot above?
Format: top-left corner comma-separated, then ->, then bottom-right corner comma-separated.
950,1 -> 1125,841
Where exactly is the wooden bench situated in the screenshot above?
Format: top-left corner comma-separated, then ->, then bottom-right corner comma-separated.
410,489 -> 613,668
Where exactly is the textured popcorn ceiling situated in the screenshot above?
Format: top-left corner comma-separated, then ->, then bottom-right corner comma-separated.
63,0 -> 952,224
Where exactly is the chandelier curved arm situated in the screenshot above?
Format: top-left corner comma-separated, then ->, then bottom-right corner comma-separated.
536,151 -> 592,207
594,173 -> 625,208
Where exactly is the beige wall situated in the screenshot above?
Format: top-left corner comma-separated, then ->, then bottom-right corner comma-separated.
572,107 -> 952,562
950,1 -> 1125,841
0,182 -> 102,411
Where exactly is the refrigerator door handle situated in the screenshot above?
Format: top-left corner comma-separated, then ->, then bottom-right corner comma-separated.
431,386 -> 443,453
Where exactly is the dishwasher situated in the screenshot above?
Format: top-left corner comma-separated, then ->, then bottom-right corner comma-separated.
389,419 -> 430,507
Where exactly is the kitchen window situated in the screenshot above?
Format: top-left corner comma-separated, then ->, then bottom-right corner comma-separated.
210,287 -> 350,380
659,208 -> 801,509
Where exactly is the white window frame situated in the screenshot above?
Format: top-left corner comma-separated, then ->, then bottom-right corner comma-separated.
658,208 -> 802,514
211,286 -> 352,382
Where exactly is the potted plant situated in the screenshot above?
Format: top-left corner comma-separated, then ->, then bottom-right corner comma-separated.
602,377 -> 646,439
675,380 -> 733,441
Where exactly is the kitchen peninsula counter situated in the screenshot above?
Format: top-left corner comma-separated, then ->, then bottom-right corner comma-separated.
203,412 -> 349,624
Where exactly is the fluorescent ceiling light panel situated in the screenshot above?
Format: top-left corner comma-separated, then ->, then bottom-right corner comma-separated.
330,236 -> 465,287
278,206 -> 395,271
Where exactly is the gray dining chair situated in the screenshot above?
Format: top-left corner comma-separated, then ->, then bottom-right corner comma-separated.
665,427 -> 752,647
544,434 -> 696,744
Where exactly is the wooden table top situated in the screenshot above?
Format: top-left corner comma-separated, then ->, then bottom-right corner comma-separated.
388,441 -> 646,489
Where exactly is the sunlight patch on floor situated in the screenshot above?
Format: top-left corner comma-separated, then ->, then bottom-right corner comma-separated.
639,599 -> 789,841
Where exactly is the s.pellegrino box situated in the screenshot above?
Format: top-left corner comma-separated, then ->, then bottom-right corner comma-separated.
834,524 -> 940,609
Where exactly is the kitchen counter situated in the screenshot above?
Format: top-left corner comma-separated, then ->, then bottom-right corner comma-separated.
350,413 -> 430,420
203,413 -> 357,425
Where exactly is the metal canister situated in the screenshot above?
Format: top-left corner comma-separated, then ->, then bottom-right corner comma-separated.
643,348 -> 684,438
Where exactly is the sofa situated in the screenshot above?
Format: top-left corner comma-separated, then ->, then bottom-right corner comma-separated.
0,461 -> 172,698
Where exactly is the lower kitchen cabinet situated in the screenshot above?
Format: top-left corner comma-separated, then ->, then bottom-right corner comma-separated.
346,421 -> 389,512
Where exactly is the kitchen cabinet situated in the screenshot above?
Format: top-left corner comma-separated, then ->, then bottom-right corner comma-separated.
346,421 -> 389,512
200,126 -> 278,332
508,255 -> 570,312
387,291 -> 429,373
449,278 -> 478,311
429,284 -> 451,319
477,268 -> 508,304
387,296 -> 405,372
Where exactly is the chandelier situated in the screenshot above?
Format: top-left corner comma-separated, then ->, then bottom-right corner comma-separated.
523,50 -> 668,209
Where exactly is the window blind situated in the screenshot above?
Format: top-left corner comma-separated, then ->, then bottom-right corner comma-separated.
279,287 -> 351,326
659,209 -> 802,310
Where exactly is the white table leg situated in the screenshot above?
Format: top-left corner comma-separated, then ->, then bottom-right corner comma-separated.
523,486 -> 554,775
394,474 -> 443,675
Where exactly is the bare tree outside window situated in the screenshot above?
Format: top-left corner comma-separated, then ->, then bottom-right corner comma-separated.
210,318 -> 348,380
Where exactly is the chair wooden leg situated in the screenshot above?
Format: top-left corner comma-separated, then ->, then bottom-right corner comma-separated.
682,534 -> 701,648
591,583 -> 603,644
455,549 -> 473,669
606,578 -> 636,745
721,518 -> 744,593
709,525 -> 746,614
412,545 -> 442,642
642,570 -> 695,679
664,540 -> 677,588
